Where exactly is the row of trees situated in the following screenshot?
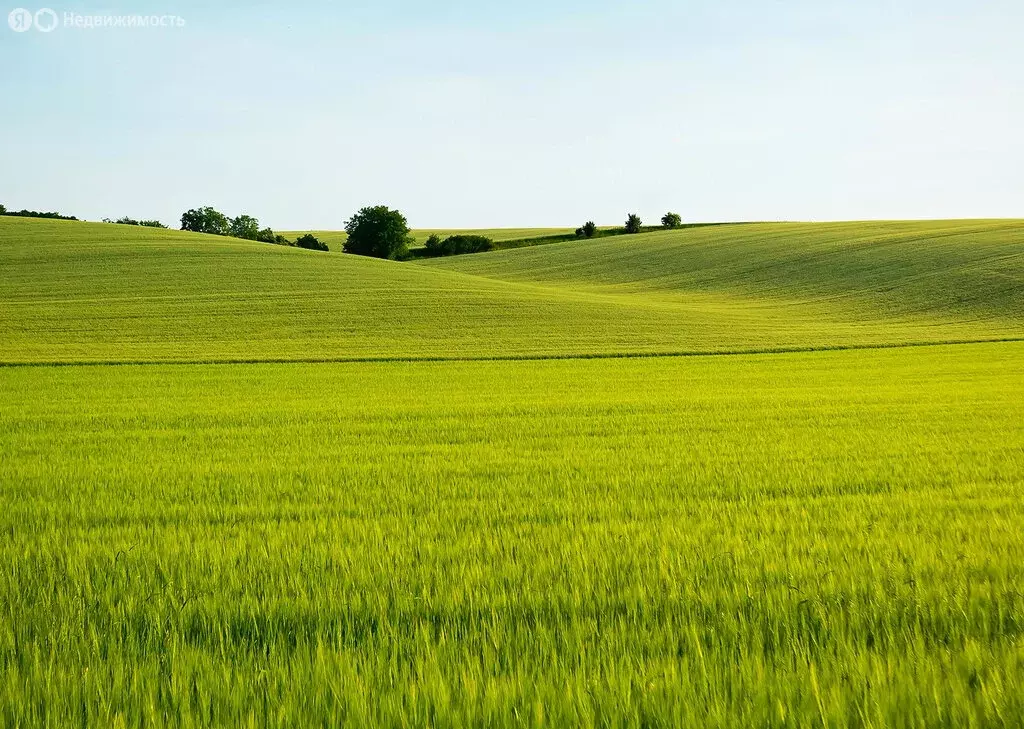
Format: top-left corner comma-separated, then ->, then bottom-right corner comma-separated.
341,206 -> 691,261
102,216 -> 167,228
2,198 -> 682,262
180,206 -> 286,244
342,207 -> 688,260
0,203 -> 78,221
179,206 -> 328,251
576,212 -> 682,238
1,203 -> 170,227
340,206 -> 498,259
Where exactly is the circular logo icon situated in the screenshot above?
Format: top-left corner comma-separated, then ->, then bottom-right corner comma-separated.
34,8 -> 58,32
8,8 -> 33,32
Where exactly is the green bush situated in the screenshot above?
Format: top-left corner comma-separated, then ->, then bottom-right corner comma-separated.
625,214 -> 643,234
424,234 -> 494,257
256,228 -> 279,244
107,217 -> 168,228
295,233 -> 328,252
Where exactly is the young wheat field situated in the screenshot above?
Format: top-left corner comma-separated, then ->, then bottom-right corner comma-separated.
1,216 -> 1022,727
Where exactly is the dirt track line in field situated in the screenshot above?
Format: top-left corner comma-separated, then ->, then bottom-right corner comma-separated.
1,337 -> 1023,369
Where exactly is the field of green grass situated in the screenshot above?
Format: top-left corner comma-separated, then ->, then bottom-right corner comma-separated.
1,216 -> 1022,726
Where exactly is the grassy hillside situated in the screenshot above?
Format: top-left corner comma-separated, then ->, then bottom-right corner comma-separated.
424,220 -> 1024,323
2,343 -> 1022,726
1,217 -> 1021,364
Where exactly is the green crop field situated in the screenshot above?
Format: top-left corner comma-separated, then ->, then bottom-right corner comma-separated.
1,216 -> 1023,727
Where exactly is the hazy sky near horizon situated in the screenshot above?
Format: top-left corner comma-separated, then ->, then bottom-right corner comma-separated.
1,0 -> 1021,229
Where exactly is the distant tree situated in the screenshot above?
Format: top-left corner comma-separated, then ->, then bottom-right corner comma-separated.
0,203 -> 6,215
582,221 -> 598,238
575,227 -> 585,238
343,205 -> 412,260
181,207 -> 229,236
115,216 -> 140,226
661,212 -> 682,229
295,233 -> 328,252
425,233 -> 443,250
274,234 -> 291,245
229,215 -> 260,241
625,213 -> 643,234
139,220 -> 167,229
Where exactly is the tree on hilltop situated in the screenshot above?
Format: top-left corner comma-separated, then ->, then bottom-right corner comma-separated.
229,215 -> 260,241
181,207 -> 230,236
661,212 -> 682,229
625,214 -> 642,234
343,205 -> 412,260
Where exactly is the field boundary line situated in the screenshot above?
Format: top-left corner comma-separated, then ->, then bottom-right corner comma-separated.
1,337 -> 1023,369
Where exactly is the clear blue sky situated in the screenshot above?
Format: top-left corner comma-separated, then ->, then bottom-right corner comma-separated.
1,0 -> 1021,229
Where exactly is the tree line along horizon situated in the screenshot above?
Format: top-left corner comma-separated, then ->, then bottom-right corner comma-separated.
0,202 -> 685,260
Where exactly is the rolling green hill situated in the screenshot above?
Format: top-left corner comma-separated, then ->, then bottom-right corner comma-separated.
1,217 -> 1021,364
423,220 -> 1024,323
